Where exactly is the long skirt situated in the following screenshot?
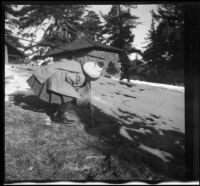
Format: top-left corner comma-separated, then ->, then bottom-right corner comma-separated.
27,75 -> 74,105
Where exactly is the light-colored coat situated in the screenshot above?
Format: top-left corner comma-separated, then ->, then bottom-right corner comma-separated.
27,59 -> 90,104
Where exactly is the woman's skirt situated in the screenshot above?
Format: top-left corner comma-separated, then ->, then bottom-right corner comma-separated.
27,75 -> 74,105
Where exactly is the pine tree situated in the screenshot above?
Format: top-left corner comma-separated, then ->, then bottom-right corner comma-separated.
5,4 -> 24,50
81,10 -> 103,41
5,4 -> 88,57
8,5 -> 87,32
100,5 -> 140,54
143,16 -> 159,69
143,4 -> 184,71
5,5 -> 88,43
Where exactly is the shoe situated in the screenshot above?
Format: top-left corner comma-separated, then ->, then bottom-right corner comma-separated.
51,112 -> 73,124
54,115 -> 74,124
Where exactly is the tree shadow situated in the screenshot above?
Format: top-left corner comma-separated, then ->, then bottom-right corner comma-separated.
75,104 -> 185,181
11,93 -> 185,180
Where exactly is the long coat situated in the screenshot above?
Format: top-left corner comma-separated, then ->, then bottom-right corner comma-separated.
27,59 -> 91,105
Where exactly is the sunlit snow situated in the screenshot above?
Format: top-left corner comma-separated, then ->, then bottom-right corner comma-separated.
5,65 -> 30,102
112,76 -> 184,92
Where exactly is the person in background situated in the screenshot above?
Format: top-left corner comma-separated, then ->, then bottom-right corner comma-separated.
120,62 -> 131,83
27,58 -> 104,124
119,51 -> 131,83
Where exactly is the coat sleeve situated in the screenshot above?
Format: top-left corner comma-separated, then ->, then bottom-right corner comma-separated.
48,71 -> 81,99
65,71 -> 85,87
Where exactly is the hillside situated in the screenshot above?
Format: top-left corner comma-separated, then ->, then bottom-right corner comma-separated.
5,64 -> 185,183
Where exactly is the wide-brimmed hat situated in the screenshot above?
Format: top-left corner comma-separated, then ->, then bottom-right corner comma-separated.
82,61 -> 103,81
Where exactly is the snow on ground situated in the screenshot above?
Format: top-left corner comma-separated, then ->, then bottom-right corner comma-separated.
91,76 -> 184,163
112,77 -> 184,92
91,76 -> 185,133
5,64 -> 31,102
5,64 -> 185,164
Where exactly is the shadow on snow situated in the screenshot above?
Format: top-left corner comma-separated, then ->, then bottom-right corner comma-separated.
12,93 -> 185,181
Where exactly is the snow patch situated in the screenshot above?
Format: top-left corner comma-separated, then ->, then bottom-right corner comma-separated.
91,93 -> 111,105
138,144 -> 174,163
5,65 -> 30,102
44,117 -> 52,126
119,126 -> 135,142
124,127 -> 153,135
112,77 -> 184,92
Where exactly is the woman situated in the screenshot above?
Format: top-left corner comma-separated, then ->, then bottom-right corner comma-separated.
27,58 -> 104,124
